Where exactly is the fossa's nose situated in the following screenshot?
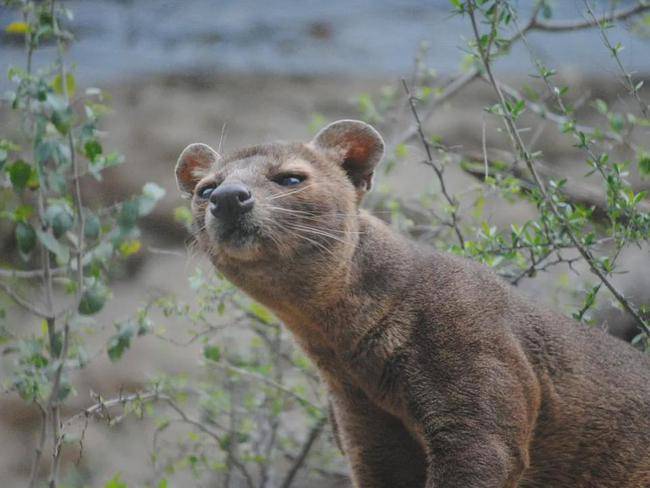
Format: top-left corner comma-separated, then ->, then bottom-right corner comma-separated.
209,182 -> 254,219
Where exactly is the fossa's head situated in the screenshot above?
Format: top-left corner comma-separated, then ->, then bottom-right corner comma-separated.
175,120 -> 384,268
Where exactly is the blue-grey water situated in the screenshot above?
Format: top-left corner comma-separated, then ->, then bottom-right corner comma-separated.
1,0 -> 649,87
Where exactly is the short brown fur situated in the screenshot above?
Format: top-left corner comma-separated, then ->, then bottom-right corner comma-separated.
176,120 -> 650,487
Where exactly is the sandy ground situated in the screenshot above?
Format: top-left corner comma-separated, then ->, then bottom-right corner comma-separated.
1,71 -> 649,487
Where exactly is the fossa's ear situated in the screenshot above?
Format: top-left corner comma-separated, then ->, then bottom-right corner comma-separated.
310,119 -> 385,195
175,143 -> 220,195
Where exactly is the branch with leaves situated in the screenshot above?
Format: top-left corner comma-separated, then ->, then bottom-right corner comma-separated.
1,1 -> 164,486
464,0 -> 649,335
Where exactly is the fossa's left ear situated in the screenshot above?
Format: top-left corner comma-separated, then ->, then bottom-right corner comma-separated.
310,119 -> 385,194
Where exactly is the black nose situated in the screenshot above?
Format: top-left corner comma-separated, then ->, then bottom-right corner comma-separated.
209,183 -> 254,219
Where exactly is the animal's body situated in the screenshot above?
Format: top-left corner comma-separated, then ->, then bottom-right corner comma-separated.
175,120 -> 650,487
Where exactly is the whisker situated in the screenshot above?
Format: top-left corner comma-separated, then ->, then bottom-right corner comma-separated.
269,222 -> 337,258
259,206 -> 365,234
262,206 -> 320,217
218,123 -> 228,154
267,183 -> 317,200
285,224 -> 349,245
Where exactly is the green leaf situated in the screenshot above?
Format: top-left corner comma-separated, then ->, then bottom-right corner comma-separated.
79,281 -> 109,316
84,211 -> 101,240
104,473 -> 128,488
609,114 -> 624,133
14,204 -> 34,223
16,222 -> 37,256
248,302 -> 274,325
107,324 -> 134,362
394,143 -> 409,159
118,200 -> 139,230
7,160 -> 32,191
52,73 -> 76,97
45,204 -> 74,238
138,182 -> 166,216
173,206 -> 192,227
34,140 -> 54,166
118,239 -> 141,257
51,106 -> 73,135
638,151 -> 650,177
594,99 -> 608,115
84,140 -> 103,162
36,230 -> 70,262
203,345 -> 221,362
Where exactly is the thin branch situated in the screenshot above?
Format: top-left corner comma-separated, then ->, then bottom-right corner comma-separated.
279,416 -> 327,488
211,361 -> 324,413
530,2 -> 650,33
494,78 -> 629,147
459,148 -> 650,219
47,2 -> 81,484
401,78 -> 465,248
0,268 -> 66,279
27,403 -> 47,488
0,280 -> 50,318
64,390 -> 257,486
163,397 -> 257,488
63,391 -> 163,428
393,70 -> 481,148
583,0 -> 649,118
20,4 -> 57,486
510,252 -> 581,286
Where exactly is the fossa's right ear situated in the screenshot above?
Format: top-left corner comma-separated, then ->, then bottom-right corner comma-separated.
175,143 -> 220,195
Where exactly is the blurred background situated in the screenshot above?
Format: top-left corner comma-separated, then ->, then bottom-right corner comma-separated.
1,0 -> 649,486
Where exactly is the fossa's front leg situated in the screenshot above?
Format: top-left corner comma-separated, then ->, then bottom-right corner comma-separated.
331,388 -> 426,488
412,357 -> 536,487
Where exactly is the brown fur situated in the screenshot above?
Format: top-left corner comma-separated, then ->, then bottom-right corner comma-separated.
176,120 -> 650,487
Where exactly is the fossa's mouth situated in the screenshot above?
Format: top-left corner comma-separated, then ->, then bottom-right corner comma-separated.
205,213 -> 264,260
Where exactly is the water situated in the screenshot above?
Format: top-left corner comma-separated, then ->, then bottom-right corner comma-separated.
1,0 -> 649,87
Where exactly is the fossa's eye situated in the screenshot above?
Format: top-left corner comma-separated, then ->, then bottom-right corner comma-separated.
198,185 -> 216,199
275,174 -> 305,187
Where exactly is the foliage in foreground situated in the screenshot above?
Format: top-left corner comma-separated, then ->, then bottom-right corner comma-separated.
0,0 -> 649,487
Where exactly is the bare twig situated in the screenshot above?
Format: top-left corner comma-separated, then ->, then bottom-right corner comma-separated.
0,268 -> 66,279
63,389 -> 256,486
147,246 -> 186,258
401,78 -> 465,248
0,280 -> 50,318
63,391 -> 163,428
393,70 -> 481,148
531,2 -> 650,33
583,0 -> 649,118
27,403 -> 47,488
210,361 -> 324,413
163,397 -> 257,488
279,416 -> 327,488
259,326 -> 284,488
510,251 -> 581,286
